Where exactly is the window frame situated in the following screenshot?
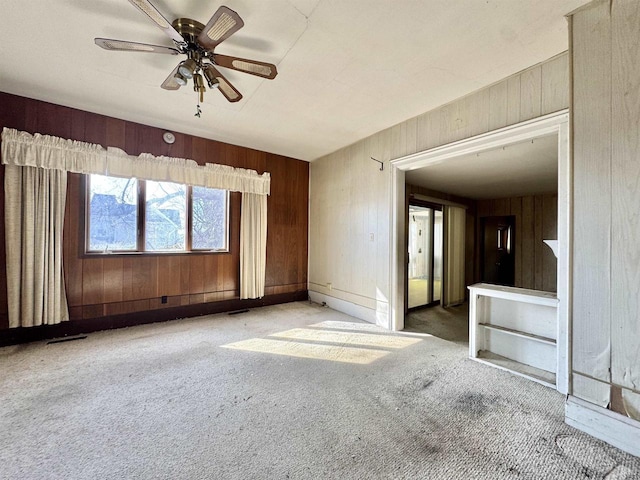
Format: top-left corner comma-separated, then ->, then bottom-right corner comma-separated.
84,174 -> 230,255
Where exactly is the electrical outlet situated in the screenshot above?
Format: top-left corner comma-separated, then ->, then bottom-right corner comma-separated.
327,283 -> 332,291
369,233 -> 375,241
161,295 -> 168,304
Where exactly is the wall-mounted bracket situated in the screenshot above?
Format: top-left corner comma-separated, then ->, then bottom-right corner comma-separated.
371,157 -> 384,171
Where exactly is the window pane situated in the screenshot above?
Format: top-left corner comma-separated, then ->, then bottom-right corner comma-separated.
88,174 -> 138,251
192,187 -> 227,250
145,181 -> 186,251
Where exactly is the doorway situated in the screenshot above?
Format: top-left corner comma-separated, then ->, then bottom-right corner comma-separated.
481,215 -> 516,286
389,110 -> 570,394
408,203 -> 443,309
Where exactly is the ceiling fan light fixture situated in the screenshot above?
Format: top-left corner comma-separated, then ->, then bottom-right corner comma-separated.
178,58 -> 197,79
203,68 -> 220,89
98,2 -> 276,106
173,71 -> 188,86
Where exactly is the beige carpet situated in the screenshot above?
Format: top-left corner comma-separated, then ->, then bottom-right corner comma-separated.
1,301 -> 638,479
405,303 -> 470,344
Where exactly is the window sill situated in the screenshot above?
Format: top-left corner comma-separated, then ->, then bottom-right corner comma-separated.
82,250 -> 230,258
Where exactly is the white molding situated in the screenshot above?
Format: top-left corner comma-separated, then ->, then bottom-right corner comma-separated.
467,283 -> 558,307
410,193 -> 468,209
388,110 -> 571,394
390,110 -> 569,171
389,166 -> 405,331
556,119 -> 571,395
308,291 -> 378,325
566,396 -> 640,458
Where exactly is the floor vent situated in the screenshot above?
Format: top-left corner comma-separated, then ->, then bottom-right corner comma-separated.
228,309 -> 250,315
47,335 -> 87,345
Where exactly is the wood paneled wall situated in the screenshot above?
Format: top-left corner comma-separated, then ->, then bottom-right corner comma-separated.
0,92 -> 308,333
477,194 -> 557,293
570,0 -> 640,420
309,52 -> 569,326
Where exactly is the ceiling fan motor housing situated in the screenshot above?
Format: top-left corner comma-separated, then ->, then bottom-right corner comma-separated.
172,18 -> 205,49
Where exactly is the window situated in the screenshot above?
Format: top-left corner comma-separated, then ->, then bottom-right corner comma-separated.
86,174 -> 228,253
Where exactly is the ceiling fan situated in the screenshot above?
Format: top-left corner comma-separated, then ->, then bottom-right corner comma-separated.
95,0 -> 278,108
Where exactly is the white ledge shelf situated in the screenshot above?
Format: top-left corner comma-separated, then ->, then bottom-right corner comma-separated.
477,323 -> 556,346
476,351 -> 556,388
469,283 -> 559,388
467,283 -> 558,307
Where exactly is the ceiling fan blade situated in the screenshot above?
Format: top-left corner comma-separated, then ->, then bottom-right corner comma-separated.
197,6 -> 244,50
95,38 -> 179,54
128,0 -> 186,45
161,65 -> 183,90
212,54 -> 277,79
204,65 -> 242,102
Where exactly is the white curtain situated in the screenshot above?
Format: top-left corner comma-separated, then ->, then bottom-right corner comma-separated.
4,165 -> 69,327
443,206 -> 466,307
1,127 -> 272,321
240,193 -> 268,299
1,128 -> 270,194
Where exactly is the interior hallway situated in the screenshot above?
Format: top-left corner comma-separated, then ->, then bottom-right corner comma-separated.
1,302 -> 638,479
405,303 -> 470,345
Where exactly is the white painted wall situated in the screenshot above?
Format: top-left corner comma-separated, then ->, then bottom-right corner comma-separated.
309,135 -> 392,327
567,0 -> 640,456
309,53 -> 569,329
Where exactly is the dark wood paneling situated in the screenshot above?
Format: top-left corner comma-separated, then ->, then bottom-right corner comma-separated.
534,195 -> 545,290
0,93 -> 25,133
542,194 -> 558,292
265,154 -> 309,288
0,92 -> 309,337
477,193 -> 557,293
510,197 -> 523,287
106,117 -> 126,150
82,258 -> 104,305
0,291 -> 308,347
102,257 -> 124,303
521,196 -> 535,289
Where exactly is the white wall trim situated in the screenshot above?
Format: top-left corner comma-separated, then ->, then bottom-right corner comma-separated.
410,193 -> 468,209
392,110 -> 569,171
566,396 -> 640,458
309,291 -> 377,325
389,166 -> 405,331
388,109 -> 571,395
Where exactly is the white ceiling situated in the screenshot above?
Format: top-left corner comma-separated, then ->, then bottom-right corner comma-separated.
405,134 -> 559,199
0,1 -> 588,161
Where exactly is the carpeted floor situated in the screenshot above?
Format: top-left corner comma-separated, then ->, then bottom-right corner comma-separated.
1,301 -> 638,479
405,303 -> 470,344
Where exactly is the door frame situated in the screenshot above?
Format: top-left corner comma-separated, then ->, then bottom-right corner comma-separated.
407,201 -> 443,310
389,110 -> 570,394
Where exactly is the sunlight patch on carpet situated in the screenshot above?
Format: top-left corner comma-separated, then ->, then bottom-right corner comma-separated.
221,337 -> 389,364
221,322 -> 423,364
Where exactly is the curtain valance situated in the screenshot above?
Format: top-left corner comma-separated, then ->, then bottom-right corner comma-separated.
1,128 -> 270,195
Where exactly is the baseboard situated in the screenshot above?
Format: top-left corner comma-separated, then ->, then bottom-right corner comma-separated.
565,396 -> 640,457
0,290 -> 308,347
308,291 -> 381,326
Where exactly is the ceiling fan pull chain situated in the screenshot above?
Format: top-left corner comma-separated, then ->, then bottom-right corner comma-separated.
195,100 -> 202,118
